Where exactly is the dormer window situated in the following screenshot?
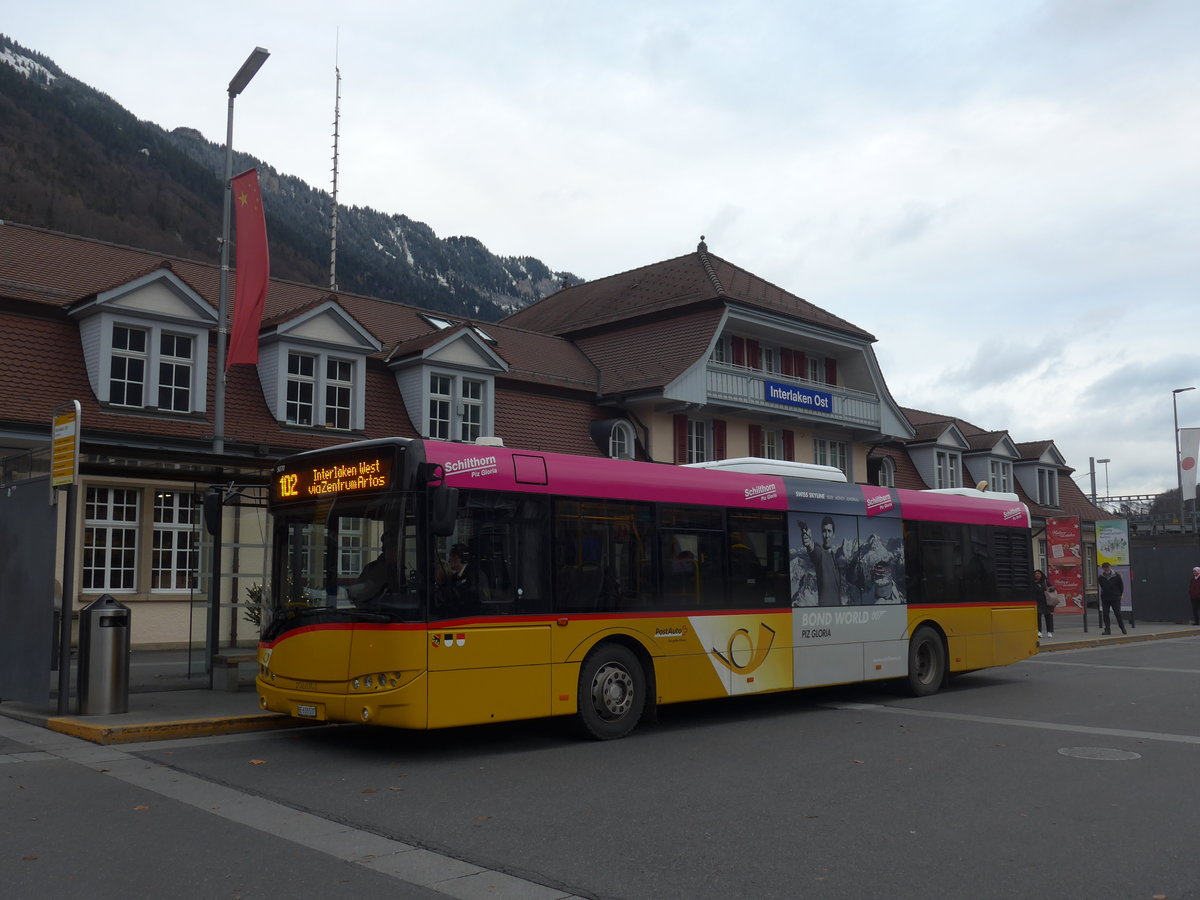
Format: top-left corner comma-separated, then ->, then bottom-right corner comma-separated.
876,456 -> 896,488
1037,467 -> 1059,506
106,321 -> 202,413
285,351 -> 356,430
610,422 -> 634,459
989,460 -> 1013,492
428,372 -> 487,441
258,300 -> 380,432
935,450 -> 961,488
70,270 -> 215,417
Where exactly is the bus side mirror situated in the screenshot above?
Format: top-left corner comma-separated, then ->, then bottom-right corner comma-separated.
431,486 -> 458,537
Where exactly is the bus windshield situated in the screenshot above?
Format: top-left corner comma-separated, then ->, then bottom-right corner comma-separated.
263,493 -> 424,639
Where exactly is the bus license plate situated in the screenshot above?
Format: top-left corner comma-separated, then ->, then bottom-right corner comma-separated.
296,704 -> 318,718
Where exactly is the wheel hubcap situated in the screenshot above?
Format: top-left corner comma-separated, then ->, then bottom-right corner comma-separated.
590,662 -> 634,720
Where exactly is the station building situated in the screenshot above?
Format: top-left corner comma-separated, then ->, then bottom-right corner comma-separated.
0,222 -> 1108,665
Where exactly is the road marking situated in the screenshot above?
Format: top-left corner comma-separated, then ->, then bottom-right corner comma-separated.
823,701 -> 1200,745
1026,659 -> 1200,674
0,716 -> 579,899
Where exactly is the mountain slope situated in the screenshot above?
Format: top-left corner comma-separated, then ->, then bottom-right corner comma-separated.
0,36 -> 579,320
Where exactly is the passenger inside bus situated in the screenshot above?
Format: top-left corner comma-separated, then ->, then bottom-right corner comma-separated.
435,542 -> 489,616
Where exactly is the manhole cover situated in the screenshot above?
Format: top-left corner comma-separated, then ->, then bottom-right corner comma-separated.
1058,747 -> 1142,760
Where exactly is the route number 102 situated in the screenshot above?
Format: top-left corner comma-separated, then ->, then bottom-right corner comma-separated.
278,473 -> 299,498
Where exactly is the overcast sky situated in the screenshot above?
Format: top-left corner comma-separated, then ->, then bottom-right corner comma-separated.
7,1 -> 1198,498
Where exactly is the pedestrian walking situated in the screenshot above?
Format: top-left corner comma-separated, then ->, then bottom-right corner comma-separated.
1098,562 -> 1127,635
1033,569 -> 1054,638
1188,566 -> 1200,627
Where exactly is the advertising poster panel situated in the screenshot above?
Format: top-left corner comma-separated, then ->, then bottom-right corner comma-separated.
1096,519 -> 1133,612
1047,516 -> 1083,615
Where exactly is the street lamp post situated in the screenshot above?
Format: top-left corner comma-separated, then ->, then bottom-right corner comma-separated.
213,47 -> 270,455
1173,387 -> 1195,532
1097,458 -> 1111,499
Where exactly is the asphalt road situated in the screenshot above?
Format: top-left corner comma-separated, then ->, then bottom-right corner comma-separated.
7,636 -> 1200,899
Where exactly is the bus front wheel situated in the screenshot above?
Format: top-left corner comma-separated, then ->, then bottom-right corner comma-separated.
577,644 -> 646,740
906,626 -> 946,697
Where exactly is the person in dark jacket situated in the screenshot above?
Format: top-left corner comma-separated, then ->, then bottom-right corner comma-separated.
1098,562 -> 1127,635
1033,569 -> 1054,638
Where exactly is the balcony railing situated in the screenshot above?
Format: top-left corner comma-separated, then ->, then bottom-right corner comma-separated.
706,362 -> 880,429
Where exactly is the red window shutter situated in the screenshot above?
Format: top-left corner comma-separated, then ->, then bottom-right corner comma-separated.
797,353 -> 807,380
674,414 -> 687,464
713,419 -> 727,460
748,424 -> 763,456
780,349 -> 794,377
731,337 -> 746,367
747,340 -> 761,370
825,358 -> 837,385
783,430 -> 795,461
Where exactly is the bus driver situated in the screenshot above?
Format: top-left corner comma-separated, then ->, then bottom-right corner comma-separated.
348,529 -> 397,603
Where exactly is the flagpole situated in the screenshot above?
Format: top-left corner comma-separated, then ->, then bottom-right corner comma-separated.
214,47 -> 269,455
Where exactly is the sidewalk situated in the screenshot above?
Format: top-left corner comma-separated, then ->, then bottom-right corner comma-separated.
0,649 -> 307,746
1036,611 -> 1200,650
4,620 -> 1200,745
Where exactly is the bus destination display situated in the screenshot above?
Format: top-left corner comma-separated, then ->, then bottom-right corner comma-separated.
274,450 -> 393,503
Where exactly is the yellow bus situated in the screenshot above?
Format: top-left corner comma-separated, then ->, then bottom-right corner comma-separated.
257,438 -> 1036,739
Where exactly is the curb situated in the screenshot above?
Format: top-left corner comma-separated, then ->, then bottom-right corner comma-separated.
1040,628 -> 1200,653
44,713 -> 308,745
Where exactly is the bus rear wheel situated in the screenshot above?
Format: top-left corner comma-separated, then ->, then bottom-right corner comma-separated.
577,644 -> 646,740
906,626 -> 946,697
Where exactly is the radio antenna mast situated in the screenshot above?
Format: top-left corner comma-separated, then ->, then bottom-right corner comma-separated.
329,38 -> 342,291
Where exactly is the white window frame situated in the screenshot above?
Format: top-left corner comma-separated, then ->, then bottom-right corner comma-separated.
428,373 -> 453,440
934,450 -> 961,489
339,517 -> 368,579
83,486 -> 140,592
876,456 -> 896,488
460,378 -> 484,443
989,459 -> 1013,493
1037,467 -> 1059,506
425,369 -> 494,443
286,351 -> 317,426
712,336 -> 729,365
109,323 -> 148,407
807,356 -> 824,383
324,357 -> 353,430
609,422 -> 635,459
284,349 -> 359,431
103,319 -> 205,414
814,438 -> 849,476
157,331 -> 194,413
761,347 -> 778,375
763,428 -> 784,460
151,490 -> 199,592
687,419 -> 709,464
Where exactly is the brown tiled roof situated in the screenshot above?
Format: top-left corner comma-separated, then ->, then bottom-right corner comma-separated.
1015,440 -> 1057,462
0,222 -> 598,457
504,246 -> 875,341
494,389 -> 607,457
964,430 -> 1009,452
895,407 -> 1114,523
575,308 -> 724,395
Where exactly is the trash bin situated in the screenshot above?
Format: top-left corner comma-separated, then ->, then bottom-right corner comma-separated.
77,594 -> 131,715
